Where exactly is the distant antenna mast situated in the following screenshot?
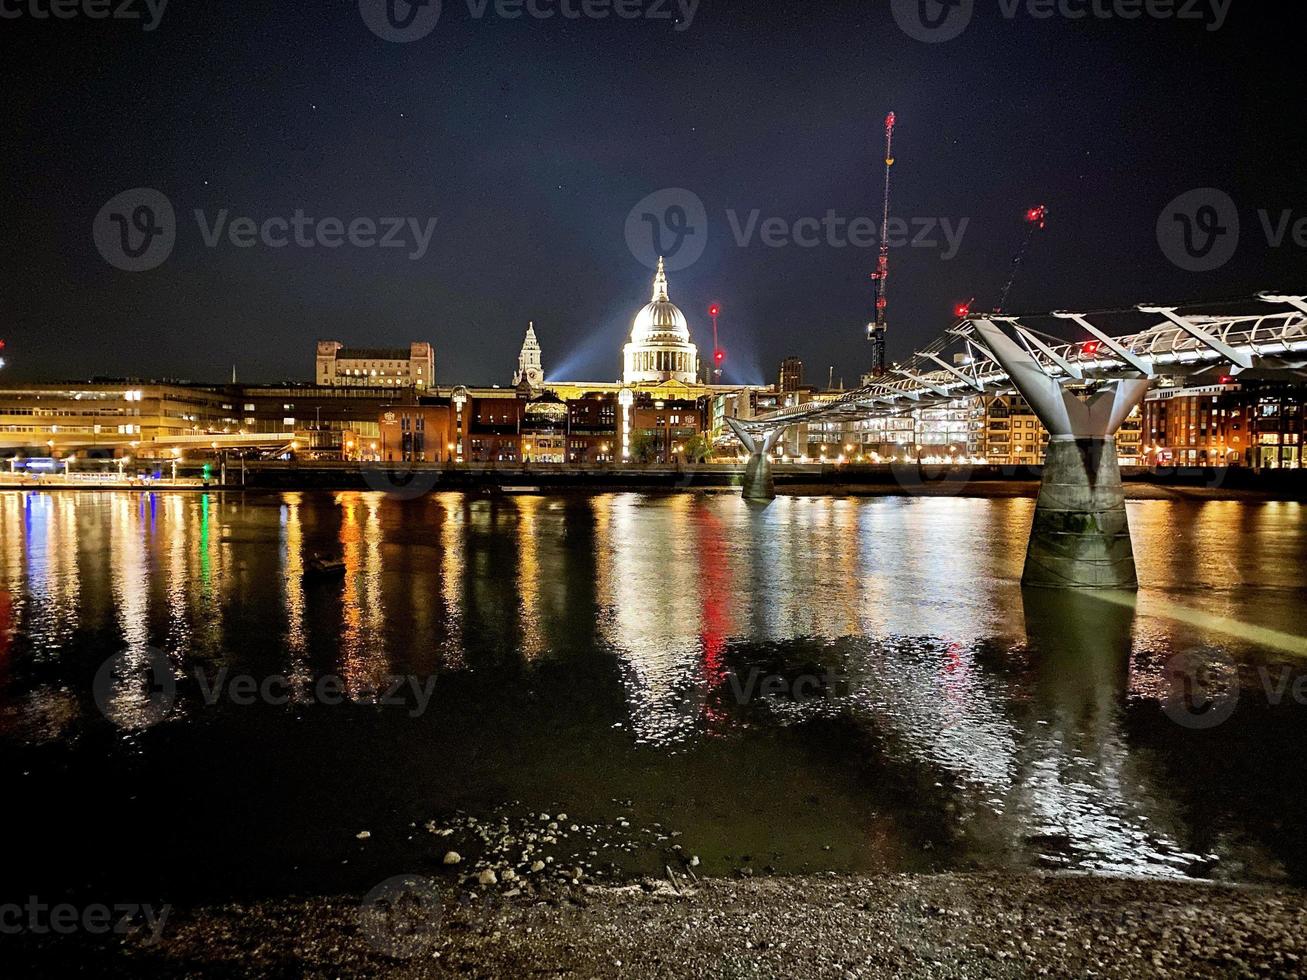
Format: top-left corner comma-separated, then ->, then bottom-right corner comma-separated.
867,111 -> 896,377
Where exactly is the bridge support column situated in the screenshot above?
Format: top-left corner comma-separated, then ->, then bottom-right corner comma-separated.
973,320 -> 1152,590
741,450 -> 775,501
1026,436 -> 1135,589
726,418 -> 783,501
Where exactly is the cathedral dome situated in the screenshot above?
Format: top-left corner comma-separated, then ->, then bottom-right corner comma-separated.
622,257 -> 700,386
630,259 -> 691,344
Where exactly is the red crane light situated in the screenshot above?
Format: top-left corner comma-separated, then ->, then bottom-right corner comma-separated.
714,349 -> 725,365
0,340 -> 6,350
953,300 -> 973,320
708,304 -> 720,318
1025,205 -> 1048,229
1081,340 -> 1101,358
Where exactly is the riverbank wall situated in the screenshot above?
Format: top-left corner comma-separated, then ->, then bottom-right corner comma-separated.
3,463 -> 1305,500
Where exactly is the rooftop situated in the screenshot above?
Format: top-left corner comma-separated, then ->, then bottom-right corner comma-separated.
333,348 -> 418,361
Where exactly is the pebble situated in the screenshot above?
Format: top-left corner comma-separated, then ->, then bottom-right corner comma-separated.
477,870 -> 498,886
355,831 -> 371,840
443,851 -> 462,865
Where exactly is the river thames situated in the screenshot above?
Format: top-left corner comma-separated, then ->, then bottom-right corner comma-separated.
2,489 -> 1306,906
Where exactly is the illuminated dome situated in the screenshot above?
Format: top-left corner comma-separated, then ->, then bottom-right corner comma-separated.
623,258 -> 700,385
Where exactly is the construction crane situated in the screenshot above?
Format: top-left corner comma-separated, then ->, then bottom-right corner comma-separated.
867,111 -> 896,378
995,204 -> 1048,313
951,205 -> 1050,323
709,304 -> 724,382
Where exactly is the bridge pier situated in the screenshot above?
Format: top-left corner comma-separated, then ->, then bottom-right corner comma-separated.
726,418 -> 782,501
973,319 -> 1151,590
1026,436 -> 1136,588
741,450 -> 775,501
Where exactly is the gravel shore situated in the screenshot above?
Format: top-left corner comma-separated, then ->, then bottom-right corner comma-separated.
5,872 -> 1305,978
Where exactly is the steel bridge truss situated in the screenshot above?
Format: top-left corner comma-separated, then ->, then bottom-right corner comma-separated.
735,293 -> 1307,438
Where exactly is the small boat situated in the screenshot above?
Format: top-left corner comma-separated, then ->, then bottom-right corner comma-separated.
500,486 -> 542,495
303,556 -> 346,581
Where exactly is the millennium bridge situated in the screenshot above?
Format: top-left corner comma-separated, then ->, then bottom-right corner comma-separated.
728,292 -> 1307,591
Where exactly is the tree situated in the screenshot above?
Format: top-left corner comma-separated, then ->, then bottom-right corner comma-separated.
630,432 -> 658,463
682,434 -> 712,464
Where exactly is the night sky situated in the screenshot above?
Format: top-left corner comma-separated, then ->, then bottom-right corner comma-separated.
3,1 -> 1303,387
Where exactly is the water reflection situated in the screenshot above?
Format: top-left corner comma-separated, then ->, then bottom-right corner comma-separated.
1,490 -> 1305,886
337,493 -> 389,696
1015,590 -> 1205,876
